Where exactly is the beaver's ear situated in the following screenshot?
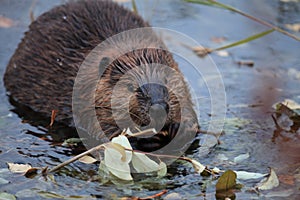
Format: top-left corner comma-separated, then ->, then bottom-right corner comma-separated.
98,56 -> 111,77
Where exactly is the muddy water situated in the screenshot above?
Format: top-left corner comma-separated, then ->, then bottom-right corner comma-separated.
0,0 -> 300,199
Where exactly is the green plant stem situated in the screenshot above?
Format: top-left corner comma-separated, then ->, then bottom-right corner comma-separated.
212,29 -> 275,52
132,0 -> 138,14
185,0 -> 300,41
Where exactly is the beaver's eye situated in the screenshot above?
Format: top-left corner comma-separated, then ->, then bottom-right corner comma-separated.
127,83 -> 135,92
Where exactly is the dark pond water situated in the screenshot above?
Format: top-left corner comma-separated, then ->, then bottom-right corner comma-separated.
0,0 -> 300,199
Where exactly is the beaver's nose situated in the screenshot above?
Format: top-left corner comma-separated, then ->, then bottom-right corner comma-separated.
149,103 -> 168,131
149,103 -> 168,118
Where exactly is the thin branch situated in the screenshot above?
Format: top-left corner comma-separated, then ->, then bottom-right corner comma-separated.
47,144 -> 104,173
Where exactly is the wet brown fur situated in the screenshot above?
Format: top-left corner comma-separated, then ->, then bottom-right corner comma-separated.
4,0 -> 199,151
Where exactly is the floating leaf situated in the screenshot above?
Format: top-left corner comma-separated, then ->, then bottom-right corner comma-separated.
104,145 -> 132,181
78,155 -> 97,164
111,135 -> 132,162
132,152 -> 159,173
62,138 -> 85,146
285,23 -> 300,32
216,170 -> 237,191
24,168 -> 38,178
278,174 -> 295,185
192,46 -> 212,57
236,60 -> 254,67
104,135 -> 133,181
235,171 -> 267,180
157,162 -> 167,177
0,16 -> 14,28
7,163 -> 32,173
233,153 -> 250,163
280,99 -> 300,110
211,36 -> 227,44
0,192 -> 16,200
212,167 -> 221,174
191,159 -> 205,174
256,168 -> 279,190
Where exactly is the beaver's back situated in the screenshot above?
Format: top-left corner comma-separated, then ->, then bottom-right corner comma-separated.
4,0 -> 149,125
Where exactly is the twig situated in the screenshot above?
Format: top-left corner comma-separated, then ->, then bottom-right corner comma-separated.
271,114 -> 281,129
138,190 -> 168,200
47,144 -> 104,173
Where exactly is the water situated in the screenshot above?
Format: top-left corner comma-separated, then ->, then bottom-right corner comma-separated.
0,0 -> 300,199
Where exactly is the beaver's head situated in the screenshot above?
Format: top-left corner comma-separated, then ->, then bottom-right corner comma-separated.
95,48 -> 197,151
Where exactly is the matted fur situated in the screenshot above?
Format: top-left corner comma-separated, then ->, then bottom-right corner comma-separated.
4,0 -> 199,151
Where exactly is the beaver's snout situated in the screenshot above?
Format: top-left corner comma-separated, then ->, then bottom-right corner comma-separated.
137,83 -> 170,130
139,83 -> 169,102
148,103 -> 168,130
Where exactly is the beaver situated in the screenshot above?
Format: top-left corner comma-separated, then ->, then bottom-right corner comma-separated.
4,0 -> 199,152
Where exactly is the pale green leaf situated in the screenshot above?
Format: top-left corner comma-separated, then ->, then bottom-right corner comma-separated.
111,135 -> 132,162
104,144 -> 132,181
256,168 -> 279,190
132,152 -> 159,173
157,162 -> 167,177
0,192 -> 16,200
235,171 -> 267,180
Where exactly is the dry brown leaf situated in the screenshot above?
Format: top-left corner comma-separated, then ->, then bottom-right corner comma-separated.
50,110 -> 58,127
0,16 -> 14,28
192,46 -> 212,57
211,36 -> 227,43
285,23 -> 300,32
278,174 -> 295,185
24,168 -> 39,178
